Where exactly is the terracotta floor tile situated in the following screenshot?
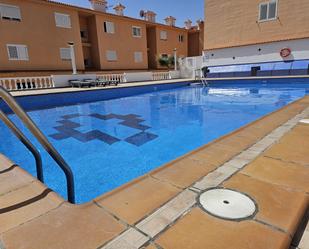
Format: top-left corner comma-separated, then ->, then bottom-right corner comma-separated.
142,243 -> 158,249
156,208 -> 290,249
188,141 -> 247,166
264,137 -> 309,166
95,176 -> 181,224
0,181 -> 63,234
242,156 -> 309,193
0,167 -> 34,195
0,154 -> 15,171
1,203 -> 125,249
151,157 -> 217,188
223,174 -> 308,235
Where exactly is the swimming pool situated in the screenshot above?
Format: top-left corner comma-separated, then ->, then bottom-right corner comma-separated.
1,79 -> 309,203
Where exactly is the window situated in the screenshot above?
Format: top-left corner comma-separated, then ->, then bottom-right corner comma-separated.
60,48 -> 71,60
7,44 -> 28,60
80,30 -> 88,39
132,26 -> 142,37
0,4 -> 21,21
161,54 -> 168,58
259,1 -> 277,21
160,31 -> 168,40
134,52 -> 143,63
179,35 -> 184,42
55,13 -> 71,28
106,50 -> 117,61
104,21 -> 115,33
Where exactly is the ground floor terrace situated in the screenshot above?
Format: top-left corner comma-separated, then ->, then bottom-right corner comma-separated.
0,79 -> 308,249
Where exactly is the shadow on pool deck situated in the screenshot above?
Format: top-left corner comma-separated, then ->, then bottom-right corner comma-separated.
0,95 -> 308,249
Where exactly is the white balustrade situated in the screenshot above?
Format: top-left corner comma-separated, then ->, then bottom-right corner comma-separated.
0,76 -> 54,91
97,73 -> 125,83
152,72 -> 171,81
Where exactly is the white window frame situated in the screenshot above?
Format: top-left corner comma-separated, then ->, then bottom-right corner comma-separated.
132,26 -> 142,38
0,3 -> 21,21
60,48 -> 71,60
258,0 -> 278,22
160,31 -> 168,40
134,52 -> 143,63
104,21 -> 115,34
106,50 -> 117,61
6,44 -> 29,61
55,12 -> 71,28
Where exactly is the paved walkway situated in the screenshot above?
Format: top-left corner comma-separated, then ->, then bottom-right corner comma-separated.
0,96 -> 308,249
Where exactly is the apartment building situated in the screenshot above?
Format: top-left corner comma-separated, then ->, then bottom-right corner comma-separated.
147,17 -> 188,69
0,0 -> 198,72
203,0 -> 309,67
187,19 -> 204,57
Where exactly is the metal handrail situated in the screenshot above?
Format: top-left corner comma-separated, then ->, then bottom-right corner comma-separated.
0,110 -> 44,182
0,86 -> 75,203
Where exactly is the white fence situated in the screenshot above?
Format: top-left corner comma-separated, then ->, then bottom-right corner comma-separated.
0,71 -> 181,91
152,72 -> 171,81
0,76 -> 54,91
97,73 -> 125,83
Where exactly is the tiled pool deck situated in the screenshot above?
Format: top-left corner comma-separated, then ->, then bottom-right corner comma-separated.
0,84 -> 308,249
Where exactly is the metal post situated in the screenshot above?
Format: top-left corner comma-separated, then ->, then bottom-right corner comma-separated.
0,110 -> 44,182
68,42 -> 77,75
174,48 -> 177,71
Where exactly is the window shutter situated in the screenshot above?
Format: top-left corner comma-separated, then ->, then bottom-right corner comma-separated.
60,48 -> 71,60
134,52 -> 143,63
18,46 -> 29,60
55,13 -> 71,28
104,22 -> 115,33
268,1 -> 277,19
0,4 -> 21,20
106,50 -> 117,61
259,3 -> 268,21
160,31 -> 167,40
7,45 -> 28,60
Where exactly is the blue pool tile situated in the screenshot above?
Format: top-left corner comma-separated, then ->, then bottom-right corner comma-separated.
119,120 -> 150,131
125,132 -> 158,146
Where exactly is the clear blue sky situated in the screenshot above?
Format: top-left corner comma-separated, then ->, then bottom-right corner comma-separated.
59,0 -> 204,27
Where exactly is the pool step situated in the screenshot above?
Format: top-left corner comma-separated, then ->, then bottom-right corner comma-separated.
0,155 -> 64,234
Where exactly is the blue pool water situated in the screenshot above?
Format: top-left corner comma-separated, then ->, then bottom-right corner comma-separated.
1,81 -> 309,203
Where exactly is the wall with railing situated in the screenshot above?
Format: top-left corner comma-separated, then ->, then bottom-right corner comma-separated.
0,71 -> 181,91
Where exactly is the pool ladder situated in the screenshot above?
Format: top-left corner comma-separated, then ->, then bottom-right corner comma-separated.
0,86 -> 75,203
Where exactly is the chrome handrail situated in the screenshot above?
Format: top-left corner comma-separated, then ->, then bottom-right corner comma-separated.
0,110 -> 44,182
0,86 -> 75,203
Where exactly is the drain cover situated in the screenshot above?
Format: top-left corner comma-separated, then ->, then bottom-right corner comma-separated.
199,189 -> 256,220
299,119 -> 309,124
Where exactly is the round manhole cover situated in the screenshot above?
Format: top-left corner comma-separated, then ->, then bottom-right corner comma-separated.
299,119 -> 309,124
199,189 -> 257,220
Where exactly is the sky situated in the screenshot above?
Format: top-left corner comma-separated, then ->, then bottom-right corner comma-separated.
58,0 -> 204,27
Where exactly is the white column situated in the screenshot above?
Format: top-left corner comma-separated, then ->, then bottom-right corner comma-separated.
174,48 -> 177,71
68,43 -> 77,75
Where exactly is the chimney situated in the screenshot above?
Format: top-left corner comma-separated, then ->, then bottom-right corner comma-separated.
184,19 -> 192,29
89,0 -> 108,12
196,19 -> 204,30
164,16 -> 176,26
144,11 -> 156,23
114,3 -> 125,16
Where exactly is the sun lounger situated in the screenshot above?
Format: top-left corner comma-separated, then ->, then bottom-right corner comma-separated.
95,78 -> 108,86
69,79 -> 95,88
